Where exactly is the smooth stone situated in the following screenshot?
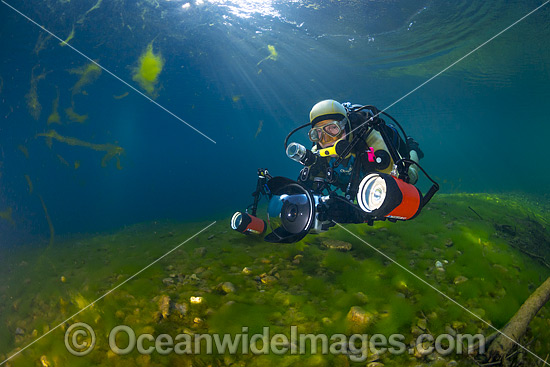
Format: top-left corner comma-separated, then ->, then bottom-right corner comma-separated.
453,276 -> 468,285
220,282 -> 236,294
261,275 -> 278,285
194,247 -> 207,257
162,278 -> 174,286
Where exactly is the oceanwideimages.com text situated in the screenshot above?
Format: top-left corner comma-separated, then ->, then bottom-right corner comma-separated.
65,323 -> 485,362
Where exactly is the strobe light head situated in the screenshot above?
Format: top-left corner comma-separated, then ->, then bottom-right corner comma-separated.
357,173 -> 423,220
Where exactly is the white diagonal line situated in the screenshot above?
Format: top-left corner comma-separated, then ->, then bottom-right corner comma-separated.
335,222 -> 549,365
348,0 -> 550,138
1,0 -> 216,144
0,221 -> 217,366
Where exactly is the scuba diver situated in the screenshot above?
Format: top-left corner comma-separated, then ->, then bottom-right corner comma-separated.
231,100 -> 439,243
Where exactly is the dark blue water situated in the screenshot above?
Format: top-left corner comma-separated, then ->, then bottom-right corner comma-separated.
1,0 -> 549,244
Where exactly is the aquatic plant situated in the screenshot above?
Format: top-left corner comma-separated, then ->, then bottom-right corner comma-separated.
25,174 -> 33,194
0,207 -> 14,225
257,44 -> 278,66
64,106 -> 88,123
69,62 -> 101,96
47,89 -> 61,125
132,42 -> 164,97
113,91 -> 129,99
59,25 -> 75,46
25,66 -> 47,120
37,130 -> 124,168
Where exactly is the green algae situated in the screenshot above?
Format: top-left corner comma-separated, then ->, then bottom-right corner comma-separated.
47,89 -> 61,125
37,130 -> 124,168
69,62 -> 101,96
257,45 -> 279,66
132,42 -> 164,97
1,194 -> 549,366
25,66 -> 47,120
65,106 -> 88,123
0,207 -> 14,225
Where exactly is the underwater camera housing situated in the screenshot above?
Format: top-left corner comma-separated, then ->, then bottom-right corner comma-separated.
264,177 -> 332,243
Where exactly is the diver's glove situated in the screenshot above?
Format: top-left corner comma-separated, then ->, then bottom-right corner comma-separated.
406,136 -> 424,159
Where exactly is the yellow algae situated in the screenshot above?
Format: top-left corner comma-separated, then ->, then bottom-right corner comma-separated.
26,66 -> 48,120
37,130 -> 124,168
132,42 -> 164,97
0,207 -> 14,225
38,195 -> 55,247
33,33 -> 51,56
69,62 -> 101,96
74,160 -> 81,169
57,154 -> 70,167
113,91 -> 129,99
47,89 -> 61,125
257,44 -> 278,66
71,292 -> 93,310
65,107 -> 88,123
18,145 -> 29,159
25,175 -> 34,194
254,120 -> 263,139
77,0 -> 103,24
232,95 -> 242,102
59,25 -> 75,46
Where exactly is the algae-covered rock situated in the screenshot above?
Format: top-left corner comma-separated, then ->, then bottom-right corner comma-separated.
453,276 -> 468,285
162,277 -> 174,286
346,306 -> 374,333
158,294 -> 170,320
174,303 -> 187,317
320,239 -> 352,251
217,282 -> 236,294
194,247 -> 207,257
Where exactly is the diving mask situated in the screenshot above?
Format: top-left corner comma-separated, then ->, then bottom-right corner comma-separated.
308,119 -> 346,142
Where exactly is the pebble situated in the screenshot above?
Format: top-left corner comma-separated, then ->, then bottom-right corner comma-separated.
346,306 -> 374,333
40,355 -> 51,367
162,278 -> 174,286
453,276 -> 468,285
158,295 -> 170,319
451,321 -> 466,330
194,247 -> 207,257
242,267 -> 252,275
320,239 -> 352,251
445,239 -> 454,247
261,275 -> 278,285
219,282 -> 236,294
207,235 -> 215,240
174,303 -> 187,317
355,291 -> 369,304
15,327 -> 24,336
